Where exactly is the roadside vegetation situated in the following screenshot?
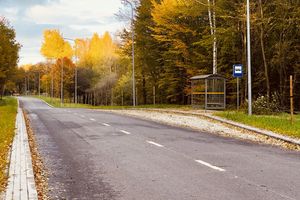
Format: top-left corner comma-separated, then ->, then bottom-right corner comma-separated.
7,1 -> 298,114
35,96 -> 191,110
0,97 -> 17,192
215,111 -> 300,139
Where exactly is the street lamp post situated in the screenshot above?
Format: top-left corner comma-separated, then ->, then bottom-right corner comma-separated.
64,37 -> 78,104
122,0 -> 136,107
246,0 -> 252,115
61,57 -> 64,106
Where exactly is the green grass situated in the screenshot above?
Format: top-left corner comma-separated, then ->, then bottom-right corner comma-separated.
34,96 -> 191,110
215,111 -> 300,139
0,97 -> 17,192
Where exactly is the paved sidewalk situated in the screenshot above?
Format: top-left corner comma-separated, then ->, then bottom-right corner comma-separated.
5,107 -> 38,200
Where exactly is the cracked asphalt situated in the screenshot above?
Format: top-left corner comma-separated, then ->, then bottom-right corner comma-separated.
19,97 -> 300,200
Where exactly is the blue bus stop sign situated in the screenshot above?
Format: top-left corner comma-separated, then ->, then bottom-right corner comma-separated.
233,64 -> 243,78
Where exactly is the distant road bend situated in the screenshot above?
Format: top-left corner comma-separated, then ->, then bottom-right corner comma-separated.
19,97 -> 300,200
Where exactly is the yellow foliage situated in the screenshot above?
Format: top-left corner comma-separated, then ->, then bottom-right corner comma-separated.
40,29 -> 73,59
75,32 -> 118,73
19,64 -> 33,72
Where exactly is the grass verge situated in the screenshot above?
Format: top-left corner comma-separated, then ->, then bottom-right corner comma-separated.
0,97 -> 17,192
215,111 -> 300,139
34,96 -> 191,110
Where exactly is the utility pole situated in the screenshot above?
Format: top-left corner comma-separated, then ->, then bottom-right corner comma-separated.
38,71 -> 40,96
51,60 -> 54,99
247,0 -> 252,115
27,74 -> 30,95
24,76 -> 27,95
64,37 -> 79,104
122,0 -> 136,107
61,57 -> 64,106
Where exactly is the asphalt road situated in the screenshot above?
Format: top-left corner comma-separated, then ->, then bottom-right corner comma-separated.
19,97 -> 300,200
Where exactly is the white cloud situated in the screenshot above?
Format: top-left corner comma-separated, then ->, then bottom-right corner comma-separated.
2,7 -> 19,22
26,0 -> 122,25
10,0 -> 127,65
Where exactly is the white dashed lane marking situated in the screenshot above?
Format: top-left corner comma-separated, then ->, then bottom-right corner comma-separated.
147,141 -> 164,148
195,160 -> 226,172
90,118 -> 96,121
120,130 -> 131,135
102,123 -> 111,127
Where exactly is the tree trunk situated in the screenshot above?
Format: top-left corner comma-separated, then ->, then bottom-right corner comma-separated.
0,85 -> 4,99
142,74 -> 147,104
259,0 -> 270,100
208,0 -> 217,74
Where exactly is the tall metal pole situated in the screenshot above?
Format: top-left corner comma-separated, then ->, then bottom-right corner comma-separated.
27,74 -> 30,95
24,76 -> 27,95
51,61 -> 54,99
237,77 -> 239,110
38,71 -> 40,96
61,58 -> 64,106
64,37 -> 78,104
247,0 -> 252,115
74,43 -> 78,104
123,0 -> 136,107
131,4 -> 136,106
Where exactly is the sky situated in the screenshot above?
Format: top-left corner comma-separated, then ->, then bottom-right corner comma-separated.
0,0 -> 128,65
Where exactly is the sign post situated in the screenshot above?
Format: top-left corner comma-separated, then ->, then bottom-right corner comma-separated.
233,64 -> 243,110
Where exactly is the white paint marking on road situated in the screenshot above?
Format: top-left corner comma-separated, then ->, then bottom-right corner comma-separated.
120,130 -> 131,135
80,115 -> 85,118
147,141 -> 164,148
90,118 -> 96,121
195,160 -> 226,172
102,123 -> 111,127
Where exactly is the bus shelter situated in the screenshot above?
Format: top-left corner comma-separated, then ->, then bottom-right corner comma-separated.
191,74 -> 226,109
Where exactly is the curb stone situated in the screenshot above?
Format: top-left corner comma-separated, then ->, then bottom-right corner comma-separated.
203,114 -> 300,146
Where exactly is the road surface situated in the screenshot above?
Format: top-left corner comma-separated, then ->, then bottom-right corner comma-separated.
19,97 -> 300,200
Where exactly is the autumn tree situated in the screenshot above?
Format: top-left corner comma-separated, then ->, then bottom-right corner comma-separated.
41,29 -> 73,60
0,18 -> 20,98
40,29 -> 73,100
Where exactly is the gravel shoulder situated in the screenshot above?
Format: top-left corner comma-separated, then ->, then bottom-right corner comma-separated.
107,109 -> 300,151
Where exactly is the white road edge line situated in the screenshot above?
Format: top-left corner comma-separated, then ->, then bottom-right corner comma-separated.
90,118 -> 96,121
195,160 -> 226,172
120,130 -> 131,135
147,141 -> 164,148
40,99 -> 54,108
102,123 -> 111,127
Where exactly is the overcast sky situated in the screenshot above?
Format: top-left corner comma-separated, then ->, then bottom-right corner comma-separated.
0,0 -> 128,65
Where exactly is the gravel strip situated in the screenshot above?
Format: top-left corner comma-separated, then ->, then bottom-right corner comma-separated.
108,109 -> 300,151
23,110 -> 49,200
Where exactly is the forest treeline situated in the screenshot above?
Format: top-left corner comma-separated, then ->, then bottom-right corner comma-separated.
2,0 -> 299,111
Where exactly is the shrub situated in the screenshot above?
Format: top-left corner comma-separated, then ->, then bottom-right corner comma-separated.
252,93 -> 281,115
